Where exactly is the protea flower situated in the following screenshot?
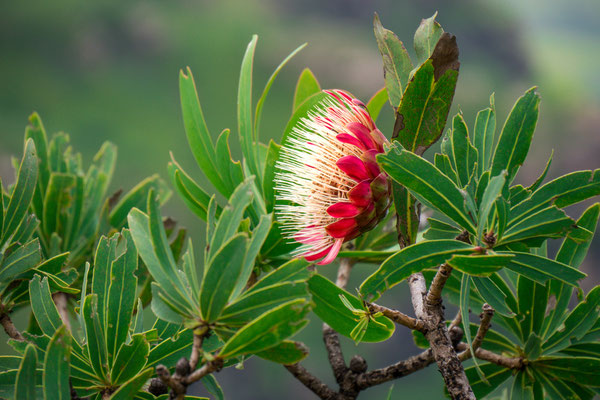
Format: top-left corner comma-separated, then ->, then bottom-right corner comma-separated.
275,89 -> 392,265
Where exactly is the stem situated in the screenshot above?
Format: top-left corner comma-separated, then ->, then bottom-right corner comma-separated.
53,292 -> 71,332
408,273 -> 426,319
459,303 -> 494,361
285,363 -> 342,400
189,332 -> 205,370
456,343 -> 524,369
0,312 -> 24,341
367,302 -> 424,332
183,358 -> 223,385
357,348 -> 434,388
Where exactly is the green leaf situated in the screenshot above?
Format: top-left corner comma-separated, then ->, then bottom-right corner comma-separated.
24,113 -> 50,215
106,231 -> 138,363
92,234 -> 119,333
309,275 -> 394,342
518,276 -> 547,341
219,298 -> 310,359
378,145 -> 476,233
510,169 -> 600,225
448,254 -> 513,277
499,251 -> 586,287
360,239 -> 474,300
179,68 -> 227,197
366,87 -> 388,122
423,218 -> 461,240
220,280 -> 309,326
231,213 -> 271,299
208,178 -> 254,262
128,205 -> 193,314
500,206 -> 574,246
471,276 -> 516,318
531,367 -> 593,400
15,344 -> 37,400
255,42 -> 306,136
373,13 -> 413,107
293,68 -> 321,112
238,35 -> 261,183
150,283 -> 185,325
215,128 -> 244,198
168,160 -> 214,222
200,374 -> 224,400
449,114 -> 477,188
477,171 -> 507,244
111,334 -> 149,385
511,370 -> 534,400
0,238 -> 41,284
42,172 -> 76,236
248,258 -> 311,293
29,275 -> 63,336
43,325 -> 71,400
147,329 -> 193,369
464,362 -> 512,399
200,234 -> 248,322
109,368 -> 154,400
262,140 -> 280,213
543,286 -> 600,354
535,357 -> 600,388
523,332 -> 542,360
2,138 -> 38,247
394,33 -> 458,155
491,87 -> 540,182
414,12 -> 444,64
82,294 -> 108,381
527,151 -> 553,193
109,175 -> 170,229
255,341 -> 309,365
473,94 -> 496,176
560,342 -> 600,358
543,203 -> 600,338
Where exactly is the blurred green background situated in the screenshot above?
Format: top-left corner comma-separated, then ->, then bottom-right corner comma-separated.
1,0 -> 598,398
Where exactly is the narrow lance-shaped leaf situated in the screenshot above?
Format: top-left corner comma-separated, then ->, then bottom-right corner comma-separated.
179,68 -> 228,197
393,33 -> 459,155
473,94 -> 496,176
366,87 -> 388,122
200,234 -> 248,322
2,138 -> 38,247
447,253 -> 513,277
29,275 -> 63,336
542,203 -> 600,339
449,113 -> 477,188
491,87 -> 540,183
293,68 -> 321,112
373,13 -> 413,108
477,171 -> 506,244
82,294 -> 108,381
219,299 -> 310,359
238,35 -> 261,183
378,145 -> 476,233
360,240 -> 474,300
255,43 -> 306,136
106,231 -> 138,363
43,325 -> 71,400
15,344 -> 37,400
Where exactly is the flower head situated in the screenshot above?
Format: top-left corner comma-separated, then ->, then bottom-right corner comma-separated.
275,90 -> 392,265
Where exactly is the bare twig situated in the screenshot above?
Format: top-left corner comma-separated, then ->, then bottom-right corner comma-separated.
456,343 -> 524,369
183,358 -> 223,385
53,292 -> 71,332
408,266 -> 475,399
408,273 -> 427,319
335,258 -> 354,289
458,303 -> 494,361
357,348 -> 434,388
189,332 -> 204,370
366,302 -> 424,332
425,264 -> 453,307
285,363 -> 341,400
0,312 -> 24,341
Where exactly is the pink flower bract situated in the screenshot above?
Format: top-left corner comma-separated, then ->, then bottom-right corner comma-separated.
275,90 -> 392,265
